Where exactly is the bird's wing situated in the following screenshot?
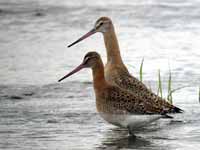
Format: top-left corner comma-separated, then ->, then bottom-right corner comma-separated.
104,86 -> 164,115
113,67 -> 150,94
113,68 -> 183,113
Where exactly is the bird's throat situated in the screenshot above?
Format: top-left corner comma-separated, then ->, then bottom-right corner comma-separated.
92,62 -> 107,91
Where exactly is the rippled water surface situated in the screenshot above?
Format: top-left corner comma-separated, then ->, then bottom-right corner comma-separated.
0,0 -> 200,149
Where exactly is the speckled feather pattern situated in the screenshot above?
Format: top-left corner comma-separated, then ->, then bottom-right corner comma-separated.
66,16 -> 182,117
104,65 -> 176,112
93,17 -> 180,113
96,84 -> 177,115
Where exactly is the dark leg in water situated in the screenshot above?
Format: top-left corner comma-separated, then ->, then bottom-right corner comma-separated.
128,126 -> 136,137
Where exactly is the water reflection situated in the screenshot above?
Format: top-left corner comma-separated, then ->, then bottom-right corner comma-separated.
98,128 -> 153,150
97,118 -> 189,150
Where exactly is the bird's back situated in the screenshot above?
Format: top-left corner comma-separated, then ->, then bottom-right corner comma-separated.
96,85 -> 181,115
104,64 -> 182,113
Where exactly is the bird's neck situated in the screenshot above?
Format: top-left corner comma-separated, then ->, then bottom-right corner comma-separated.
92,61 -> 108,91
103,26 -> 123,65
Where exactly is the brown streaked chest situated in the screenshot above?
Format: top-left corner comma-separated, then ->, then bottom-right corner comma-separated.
94,87 -> 116,114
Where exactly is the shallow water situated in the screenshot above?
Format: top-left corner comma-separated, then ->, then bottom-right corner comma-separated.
0,0 -> 200,149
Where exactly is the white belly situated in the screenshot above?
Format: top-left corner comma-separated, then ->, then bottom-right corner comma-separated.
99,113 -> 162,129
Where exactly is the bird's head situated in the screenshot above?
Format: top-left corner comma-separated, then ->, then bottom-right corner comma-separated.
68,17 -> 113,47
58,52 -> 101,82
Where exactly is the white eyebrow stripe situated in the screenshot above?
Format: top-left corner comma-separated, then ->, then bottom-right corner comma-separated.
96,20 -> 110,27
84,56 -> 90,62
96,22 -> 103,27
84,56 -> 97,63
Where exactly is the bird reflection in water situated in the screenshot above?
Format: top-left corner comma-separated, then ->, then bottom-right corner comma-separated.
97,128 -> 153,150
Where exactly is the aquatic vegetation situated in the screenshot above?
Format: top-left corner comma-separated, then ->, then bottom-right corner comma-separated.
167,67 -> 172,104
139,58 -> 144,82
157,69 -> 163,98
199,87 -> 200,103
138,58 -> 187,104
157,69 -> 163,99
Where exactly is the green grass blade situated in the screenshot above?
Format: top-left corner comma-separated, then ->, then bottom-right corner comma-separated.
199,87 -> 200,104
158,69 -> 163,99
139,58 -> 144,82
168,85 -> 190,101
170,86 -> 190,94
157,70 -> 160,96
167,68 -> 173,104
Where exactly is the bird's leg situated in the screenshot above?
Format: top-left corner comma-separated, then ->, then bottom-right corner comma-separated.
127,126 -> 136,137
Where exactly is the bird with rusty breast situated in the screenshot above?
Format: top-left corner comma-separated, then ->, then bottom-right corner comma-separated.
58,51 -> 183,133
67,17 -> 180,110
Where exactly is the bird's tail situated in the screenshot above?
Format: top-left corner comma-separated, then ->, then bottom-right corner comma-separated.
172,106 -> 184,113
161,106 -> 183,118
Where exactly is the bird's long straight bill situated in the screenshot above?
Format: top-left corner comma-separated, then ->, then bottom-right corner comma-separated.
67,28 -> 96,47
58,63 -> 84,82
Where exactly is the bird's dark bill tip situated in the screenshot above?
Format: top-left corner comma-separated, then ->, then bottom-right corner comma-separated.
174,106 -> 184,113
67,44 -> 72,48
58,79 -> 62,82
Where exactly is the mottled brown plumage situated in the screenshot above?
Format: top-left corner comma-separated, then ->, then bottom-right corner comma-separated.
58,52 -> 182,131
106,66 -> 176,112
67,17 -> 182,113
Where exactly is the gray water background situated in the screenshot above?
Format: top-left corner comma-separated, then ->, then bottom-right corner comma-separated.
0,0 -> 200,149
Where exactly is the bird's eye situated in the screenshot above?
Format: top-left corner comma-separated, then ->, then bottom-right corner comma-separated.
99,22 -> 103,26
84,56 -> 90,62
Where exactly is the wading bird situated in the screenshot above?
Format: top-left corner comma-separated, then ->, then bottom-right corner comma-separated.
67,17 -> 177,108
58,52 -> 182,134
